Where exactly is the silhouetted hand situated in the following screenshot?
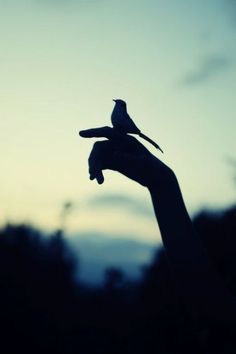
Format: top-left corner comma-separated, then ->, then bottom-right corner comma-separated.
79,126 -> 170,187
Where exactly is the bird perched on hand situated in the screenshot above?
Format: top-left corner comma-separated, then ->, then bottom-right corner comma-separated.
111,99 -> 164,153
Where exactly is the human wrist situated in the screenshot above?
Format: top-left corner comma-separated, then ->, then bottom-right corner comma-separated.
145,157 -> 176,191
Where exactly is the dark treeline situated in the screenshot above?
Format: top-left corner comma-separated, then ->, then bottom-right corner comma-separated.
1,206 -> 236,354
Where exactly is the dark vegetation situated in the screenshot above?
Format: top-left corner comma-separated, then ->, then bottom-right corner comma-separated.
1,206 -> 236,353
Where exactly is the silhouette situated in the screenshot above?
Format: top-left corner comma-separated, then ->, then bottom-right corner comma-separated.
194,207 -> 236,296
104,267 -> 125,290
79,125 -> 236,328
1,207 -> 236,352
0,224 -> 77,354
1,124 -> 236,352
59,201 -> 74,231
111,99 -> 164,153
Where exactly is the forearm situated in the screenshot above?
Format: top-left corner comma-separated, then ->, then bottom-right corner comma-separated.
148,169 -> 236,324
148,170 -> 207,272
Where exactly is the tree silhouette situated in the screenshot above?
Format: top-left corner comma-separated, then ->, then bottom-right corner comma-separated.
1,201 -> 236,353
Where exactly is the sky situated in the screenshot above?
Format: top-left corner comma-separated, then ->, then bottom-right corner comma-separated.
0,0 -> 236,243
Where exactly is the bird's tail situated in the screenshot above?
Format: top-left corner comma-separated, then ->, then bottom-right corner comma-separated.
138,132 -> 164,153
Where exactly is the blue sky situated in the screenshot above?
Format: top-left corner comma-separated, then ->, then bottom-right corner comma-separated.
1,0 -> 236,242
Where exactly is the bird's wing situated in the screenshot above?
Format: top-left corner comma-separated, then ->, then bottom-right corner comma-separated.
126,115 -> 140,134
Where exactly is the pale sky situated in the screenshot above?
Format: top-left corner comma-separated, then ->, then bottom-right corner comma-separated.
0,0 -> 236,243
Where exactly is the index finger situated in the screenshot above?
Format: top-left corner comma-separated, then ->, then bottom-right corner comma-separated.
79,126 -> 114,139
79,126 -> 152,156
79,126 -> 135,143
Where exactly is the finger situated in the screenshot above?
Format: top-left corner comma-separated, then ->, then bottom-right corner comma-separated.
90,171 -> 104,184
79,126 -> 137,144
88,141 -> 111,183
96,171 -> 105,184
79,126 -> 114,139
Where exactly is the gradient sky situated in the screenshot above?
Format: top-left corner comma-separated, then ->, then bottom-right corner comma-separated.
1,0 -> 236,243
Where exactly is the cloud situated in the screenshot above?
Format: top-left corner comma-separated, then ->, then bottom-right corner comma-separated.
226,156 -> 236,167
225,156 -> 236,184
181,55 -> 233,86
87,193 -> 153,217
68,231 -> 156,285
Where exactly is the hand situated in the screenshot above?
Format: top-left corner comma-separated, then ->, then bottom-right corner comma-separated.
79,126 -> 171,187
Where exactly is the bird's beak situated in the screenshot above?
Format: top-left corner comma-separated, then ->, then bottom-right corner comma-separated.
113,99 -> 117,102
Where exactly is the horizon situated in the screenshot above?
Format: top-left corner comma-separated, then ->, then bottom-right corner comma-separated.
1,0 -> 236,243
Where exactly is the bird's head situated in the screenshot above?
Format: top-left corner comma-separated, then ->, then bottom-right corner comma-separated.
113,99 -> 127,109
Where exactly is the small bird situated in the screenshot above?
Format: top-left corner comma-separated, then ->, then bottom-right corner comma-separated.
111,99 -> 164,153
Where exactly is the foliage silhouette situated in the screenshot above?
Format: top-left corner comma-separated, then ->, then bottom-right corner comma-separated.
1,205 -> 236,353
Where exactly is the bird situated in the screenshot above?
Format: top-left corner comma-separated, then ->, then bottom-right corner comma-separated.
111,99 -> 164,153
